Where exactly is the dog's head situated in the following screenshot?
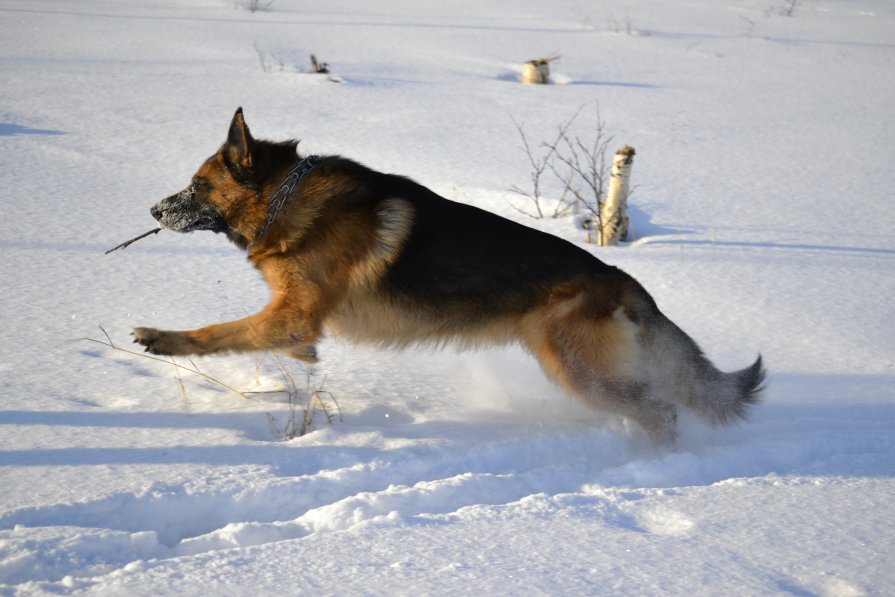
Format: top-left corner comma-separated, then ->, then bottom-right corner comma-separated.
149,107 -> 297,246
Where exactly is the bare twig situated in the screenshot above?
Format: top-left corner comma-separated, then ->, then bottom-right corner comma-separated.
268,351 -> 302,439
301,373 -> 342,436
312,388 -> 342,426
510,103 -> 616,227
509,118 -> 547,219
509,112 -> 579,219
544,104 -> 614,242
546,105 -> 612,216
105,228 -> 161,254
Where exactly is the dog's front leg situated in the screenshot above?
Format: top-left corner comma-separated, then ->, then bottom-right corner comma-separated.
133,301 -> 321,359
283,345 -> 319,364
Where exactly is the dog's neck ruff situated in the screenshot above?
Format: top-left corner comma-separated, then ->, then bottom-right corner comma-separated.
252,154 -> 320,245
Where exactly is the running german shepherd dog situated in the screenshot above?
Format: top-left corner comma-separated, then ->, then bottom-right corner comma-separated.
134,108 -> 764,444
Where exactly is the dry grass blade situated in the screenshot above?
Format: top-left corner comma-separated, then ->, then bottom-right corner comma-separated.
171,356 -> 188,407
85,326 -> 250,399
85,328 -> 342,440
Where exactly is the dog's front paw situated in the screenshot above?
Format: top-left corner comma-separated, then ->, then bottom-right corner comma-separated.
132,327 -> 193,356
285,344 -> 319,364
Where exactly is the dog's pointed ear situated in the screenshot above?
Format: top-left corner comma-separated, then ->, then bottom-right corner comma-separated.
226,107 -> 254,170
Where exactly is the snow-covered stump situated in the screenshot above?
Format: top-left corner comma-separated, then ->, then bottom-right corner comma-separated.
599,145 -> 636,246
521,59 -> 551,84
310,54 -> 329,74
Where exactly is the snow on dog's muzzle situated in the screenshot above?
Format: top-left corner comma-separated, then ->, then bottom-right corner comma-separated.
150,185 -> 228,233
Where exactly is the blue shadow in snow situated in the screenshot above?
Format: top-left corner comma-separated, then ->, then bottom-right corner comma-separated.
0,123 -> 66,136
567,80 -> 658,89
638,238 -> 895,257
626,203 -> 691,240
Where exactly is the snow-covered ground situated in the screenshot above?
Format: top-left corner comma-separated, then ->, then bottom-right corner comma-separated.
1,0 -> 894,594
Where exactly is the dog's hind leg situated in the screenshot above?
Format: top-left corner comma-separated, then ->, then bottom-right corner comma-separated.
519,295 -> 678,445
597,381 -> 678,446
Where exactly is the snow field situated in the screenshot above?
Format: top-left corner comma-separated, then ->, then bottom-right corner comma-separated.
1,0 -> 894,594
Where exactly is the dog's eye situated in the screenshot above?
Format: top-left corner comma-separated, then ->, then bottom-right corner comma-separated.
193,178 -> 211,191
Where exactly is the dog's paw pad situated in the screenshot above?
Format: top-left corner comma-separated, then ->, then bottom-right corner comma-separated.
131,327 -> 170,355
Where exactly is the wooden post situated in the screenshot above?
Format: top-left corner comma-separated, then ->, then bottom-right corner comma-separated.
599,145 -> 635,246
522,58 -> 551,84
310,54 -> 329,74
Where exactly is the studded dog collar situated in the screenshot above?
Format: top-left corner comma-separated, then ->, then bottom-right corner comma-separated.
252,154 -> 321,245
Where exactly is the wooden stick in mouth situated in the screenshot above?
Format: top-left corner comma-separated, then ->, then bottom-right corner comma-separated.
105,228 -> 162,254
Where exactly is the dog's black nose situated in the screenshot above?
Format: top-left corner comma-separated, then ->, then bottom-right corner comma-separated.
150,205 -> 161,220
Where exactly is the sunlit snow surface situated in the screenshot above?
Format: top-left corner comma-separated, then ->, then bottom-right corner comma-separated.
1,0 -> 893,594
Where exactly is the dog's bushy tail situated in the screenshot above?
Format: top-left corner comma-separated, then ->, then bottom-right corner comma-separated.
702,354 -> 766,425
648,314 -> 766,426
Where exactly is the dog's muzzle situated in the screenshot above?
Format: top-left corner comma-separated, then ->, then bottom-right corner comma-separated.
151,185 -> 228,234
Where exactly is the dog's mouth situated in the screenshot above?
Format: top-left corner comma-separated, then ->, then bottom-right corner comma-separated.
178,213 -> 229,234
150,188 -> 229,234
